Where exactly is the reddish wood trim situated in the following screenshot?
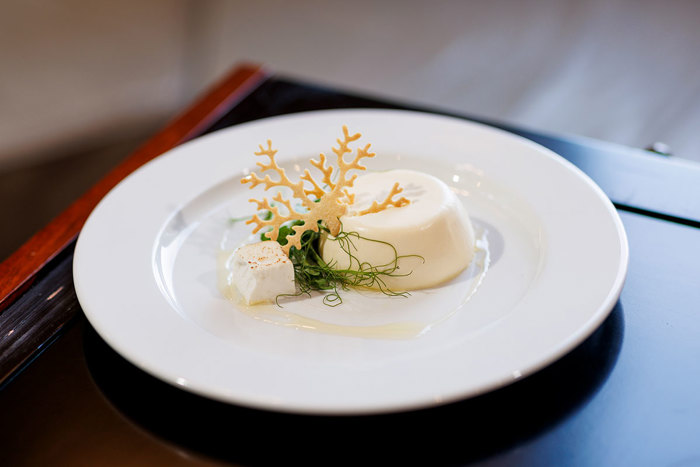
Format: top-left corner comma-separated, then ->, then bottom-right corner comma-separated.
0,63 -> 270,312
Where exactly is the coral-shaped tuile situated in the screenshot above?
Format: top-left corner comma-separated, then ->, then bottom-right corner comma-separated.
241,126 -> 409,254
356,182 -> 409,215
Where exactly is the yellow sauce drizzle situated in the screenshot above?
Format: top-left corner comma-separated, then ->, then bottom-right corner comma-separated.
217,227 -> 490,340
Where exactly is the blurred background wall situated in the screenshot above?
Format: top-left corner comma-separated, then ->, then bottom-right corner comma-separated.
1,0 -> 699,258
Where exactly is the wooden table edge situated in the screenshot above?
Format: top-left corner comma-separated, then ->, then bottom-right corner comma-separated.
0,63 -> 271,313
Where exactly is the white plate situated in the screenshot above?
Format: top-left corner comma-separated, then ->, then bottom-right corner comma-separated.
73,109 -> 628,415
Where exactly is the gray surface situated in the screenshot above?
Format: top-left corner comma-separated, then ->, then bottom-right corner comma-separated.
2,0 -> 700,166
143,0 -> 700,162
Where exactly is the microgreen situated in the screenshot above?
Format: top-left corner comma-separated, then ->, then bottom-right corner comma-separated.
262,220 -> 423,306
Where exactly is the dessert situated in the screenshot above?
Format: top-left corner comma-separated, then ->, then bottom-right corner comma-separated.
230,125 -> 474,305
320,169 -> 475,290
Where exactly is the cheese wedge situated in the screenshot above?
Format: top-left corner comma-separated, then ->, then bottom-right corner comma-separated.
320,169 -> 475,290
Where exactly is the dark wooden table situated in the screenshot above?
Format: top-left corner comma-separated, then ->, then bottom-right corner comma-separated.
2,64 -> 700,466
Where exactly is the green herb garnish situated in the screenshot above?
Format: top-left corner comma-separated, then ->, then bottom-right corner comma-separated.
261,221 -> 422,306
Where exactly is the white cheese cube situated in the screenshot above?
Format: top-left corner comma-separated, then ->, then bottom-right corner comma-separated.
230,241 -> 296,304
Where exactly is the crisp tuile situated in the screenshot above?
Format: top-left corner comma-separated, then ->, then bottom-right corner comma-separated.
356,182 -> 410,215
241,126 -> 410,254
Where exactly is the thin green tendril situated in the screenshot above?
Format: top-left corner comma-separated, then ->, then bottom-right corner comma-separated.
263,221 -> 424,306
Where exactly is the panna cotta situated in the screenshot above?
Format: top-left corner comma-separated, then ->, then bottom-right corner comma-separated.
320,169 -> 475,290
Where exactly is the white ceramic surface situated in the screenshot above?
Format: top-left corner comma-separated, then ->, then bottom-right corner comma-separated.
73,109 -> 628,415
